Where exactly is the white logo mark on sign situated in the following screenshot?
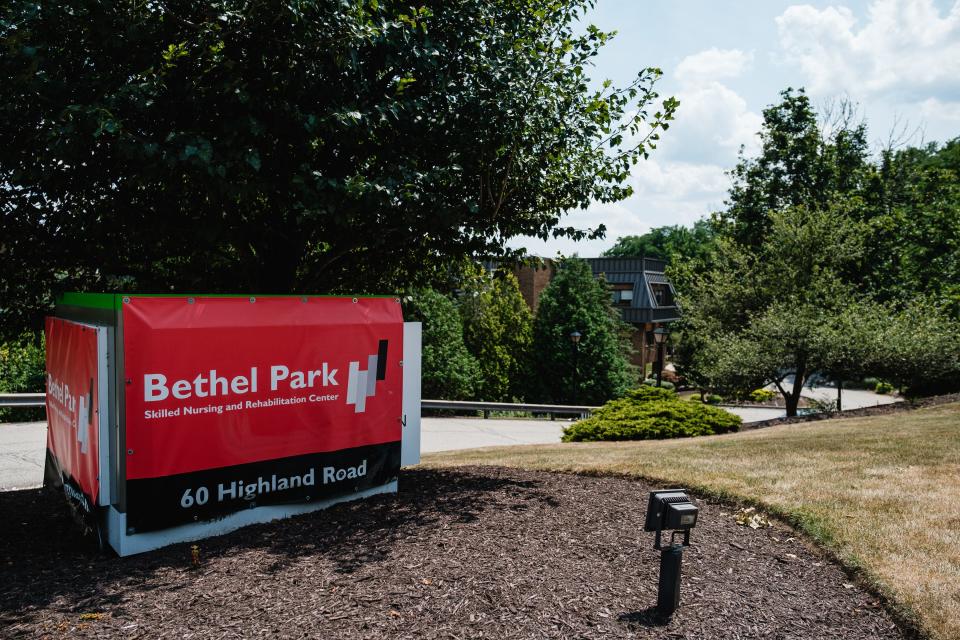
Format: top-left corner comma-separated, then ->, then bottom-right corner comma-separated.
346,353 -> 379,413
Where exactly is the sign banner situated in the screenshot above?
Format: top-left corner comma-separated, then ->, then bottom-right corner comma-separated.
122,296 -> 403,532
45,317 -> 101,514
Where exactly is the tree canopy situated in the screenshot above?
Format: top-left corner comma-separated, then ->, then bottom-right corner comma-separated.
674,89 -> 960,410
718,88 -> 872,249
0,0 -> 677,337
603,220 -> 715,263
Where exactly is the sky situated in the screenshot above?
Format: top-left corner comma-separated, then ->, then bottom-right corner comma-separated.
511,0 -> 960,257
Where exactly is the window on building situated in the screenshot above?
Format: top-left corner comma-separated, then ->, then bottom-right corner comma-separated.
650,283 -> 675,307
610,284 -> 634,307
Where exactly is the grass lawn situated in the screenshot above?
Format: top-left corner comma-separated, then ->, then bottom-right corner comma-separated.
423,402 -> 960,640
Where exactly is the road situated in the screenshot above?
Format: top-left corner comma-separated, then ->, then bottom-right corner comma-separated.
0,384 -> 900,489
0,422 -> 46,490
0,418 -> 571,490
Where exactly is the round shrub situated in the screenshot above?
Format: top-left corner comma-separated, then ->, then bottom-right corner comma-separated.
705,394 -> 723,405
626,385 -> 677,403
749,388 -> 776,403
875,381 -> 894,395
562,386 -> 741,442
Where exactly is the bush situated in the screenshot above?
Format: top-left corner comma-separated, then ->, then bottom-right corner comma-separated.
875,381 -> 894,395
749,388 -> 776,403
705,394 -> 723,405
642,378 -> 675,391
626,385 -> 676,403
0,333 -> 46,423
807,396 -> 838,414
562,385 -> 740,442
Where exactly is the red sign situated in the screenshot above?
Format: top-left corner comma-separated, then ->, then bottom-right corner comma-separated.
45,317 -> 100,512
121,296 -> 403,531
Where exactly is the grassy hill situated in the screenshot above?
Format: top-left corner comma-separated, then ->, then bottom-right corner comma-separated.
424,403 -> 960,640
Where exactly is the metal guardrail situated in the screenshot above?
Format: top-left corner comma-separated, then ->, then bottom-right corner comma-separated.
0,393 -> 45,408
422,399 -> 598,418
0,394 -> 598,418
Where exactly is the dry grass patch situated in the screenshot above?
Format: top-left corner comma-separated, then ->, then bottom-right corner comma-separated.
423,403 -> 960,640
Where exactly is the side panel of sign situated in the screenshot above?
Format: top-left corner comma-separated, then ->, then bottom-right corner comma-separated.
45,317 -> 101,515
121,297 -> 403,533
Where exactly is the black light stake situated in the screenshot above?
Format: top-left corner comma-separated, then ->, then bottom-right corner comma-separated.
644,489 -> 698,617
569,330 -> 581,404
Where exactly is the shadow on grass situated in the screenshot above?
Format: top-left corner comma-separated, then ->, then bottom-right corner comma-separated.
0,468 -> 557,625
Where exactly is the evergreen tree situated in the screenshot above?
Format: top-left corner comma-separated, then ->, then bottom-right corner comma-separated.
531,258 -> 634,405
458,266 -> 532,402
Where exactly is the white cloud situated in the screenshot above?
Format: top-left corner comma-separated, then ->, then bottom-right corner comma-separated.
662,81 -> 763,164
513,42 -> 770,256
776,0 -> 960,99
919,96 -> 960,122
676,48 -> 754,85
512,48 -> 762,256
658,48 -> 763,165
630,160 -> 730,201
509,161 -> 732,257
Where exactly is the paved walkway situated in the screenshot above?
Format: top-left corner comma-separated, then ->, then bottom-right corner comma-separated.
421,417 -> 567,453
0,422 -> 46,490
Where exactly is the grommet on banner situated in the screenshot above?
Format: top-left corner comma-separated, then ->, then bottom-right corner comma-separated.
249,297 -> 256,303
352,297 -> 358,303
122,297 -> 130,304
127,449 -> 134,455
187,297 -> 195,304
301,297 -> 308,303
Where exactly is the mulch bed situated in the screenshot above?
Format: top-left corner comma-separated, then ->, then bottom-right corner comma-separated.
1,467 -> 905,639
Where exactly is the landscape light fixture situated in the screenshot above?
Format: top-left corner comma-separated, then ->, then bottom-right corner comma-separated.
644,489 -> 698,617
569,330 -> 582,344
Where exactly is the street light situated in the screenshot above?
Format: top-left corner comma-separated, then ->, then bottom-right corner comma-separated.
569,331 -> 581,404
653,326 -> 669,387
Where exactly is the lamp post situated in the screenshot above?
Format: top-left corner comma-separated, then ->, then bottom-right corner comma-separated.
653,326 -> 669,388
569,330 -> 581,404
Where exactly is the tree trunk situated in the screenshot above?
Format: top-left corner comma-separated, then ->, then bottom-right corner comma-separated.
836,380 -> 843,412
785,391 -> 800,417
785,365 -> 806,417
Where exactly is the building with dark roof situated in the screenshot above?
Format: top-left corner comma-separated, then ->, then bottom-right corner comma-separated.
510,257 -> 679,374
